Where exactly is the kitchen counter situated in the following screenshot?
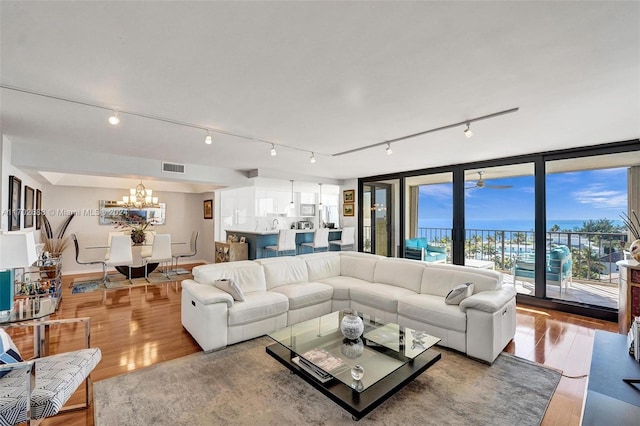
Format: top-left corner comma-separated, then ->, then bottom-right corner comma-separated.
224,229 -> 343,259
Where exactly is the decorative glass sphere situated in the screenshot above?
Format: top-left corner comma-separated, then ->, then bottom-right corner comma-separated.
351,364 -> 365,381
340,313 -> 364,340
341,338 -> 364,359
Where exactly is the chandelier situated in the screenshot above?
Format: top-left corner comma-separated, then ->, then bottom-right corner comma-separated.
121,181 -> 159,208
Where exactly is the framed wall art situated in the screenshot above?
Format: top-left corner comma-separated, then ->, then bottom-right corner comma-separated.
8,176 -> 22,231
36,189 -> 42,230
343,190 -> 355,203
343,203 -> 354,217
203,199 -> 213,219
24,186 -> 34,228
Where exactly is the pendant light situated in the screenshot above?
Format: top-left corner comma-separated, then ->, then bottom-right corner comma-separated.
318,183 -> 323,208
289,180 -> 295,208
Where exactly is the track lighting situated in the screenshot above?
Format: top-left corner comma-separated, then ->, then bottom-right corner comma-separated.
464,123 -> 473,139
205,131 -> 213,145
108,111 -> 120,125
310,152 -> 316,164
386,143 -> 393,155
270,144 -> 277,156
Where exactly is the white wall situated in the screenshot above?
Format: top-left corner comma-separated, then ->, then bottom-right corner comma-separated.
340,178 -> 359,244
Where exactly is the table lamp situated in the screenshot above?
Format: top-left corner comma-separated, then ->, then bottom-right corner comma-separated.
0,231 -> 38,314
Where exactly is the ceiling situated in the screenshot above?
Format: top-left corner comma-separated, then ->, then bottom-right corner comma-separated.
1,1 -> 638,190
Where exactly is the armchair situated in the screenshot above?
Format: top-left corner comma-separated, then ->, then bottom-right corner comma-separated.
512,245 -> 572,294
405,238 -> 447,263
0,317 -> 101,425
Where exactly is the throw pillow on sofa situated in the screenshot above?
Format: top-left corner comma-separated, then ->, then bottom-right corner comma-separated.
214,279 -> 245,302
445,283 -> 474,305
0,328 -> 23,378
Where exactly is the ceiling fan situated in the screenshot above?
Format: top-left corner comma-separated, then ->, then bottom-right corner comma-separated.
466,171 -> 513,190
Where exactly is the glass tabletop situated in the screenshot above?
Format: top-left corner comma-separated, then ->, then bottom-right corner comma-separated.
267,310 -> 440,392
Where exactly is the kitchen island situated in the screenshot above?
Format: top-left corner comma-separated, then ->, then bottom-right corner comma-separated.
225,229 -> 343,260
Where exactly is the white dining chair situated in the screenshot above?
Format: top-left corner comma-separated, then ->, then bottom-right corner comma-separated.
171,231 -> 198,274
71,233 -> 108,283
299,228 -> 330,254
264,229 -> 297,257
105,231 -> 125,259
329,227 -> 355,251
141,234 -> 172,279
105,235 -> 134,282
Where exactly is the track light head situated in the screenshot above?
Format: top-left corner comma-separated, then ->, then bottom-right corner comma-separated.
270,144 -> 277,156
310,152 -> 316,164
108,111 -> 120,125
386,143 -> 393,155
205,131 -> 213,145
464,123 -> 473,138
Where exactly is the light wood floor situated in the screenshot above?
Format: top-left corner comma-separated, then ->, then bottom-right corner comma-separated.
8,267 -> 618,426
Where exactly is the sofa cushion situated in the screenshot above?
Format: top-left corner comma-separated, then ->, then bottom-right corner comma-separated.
300,252 -> 341,281
214,279 -> 245,302
426,244 -> 447,253
445,283 -> 474,305
318,276 -> 369,300
227,291 -> 289,326
350,283 -> 417,312
340,253 -> 378,283
193,261 -> 266,294
373,258 -> 425,293
269,282 -> 333,310
421,264 -> 501,296
255,257 -> 309,290
398,294 -> 467,333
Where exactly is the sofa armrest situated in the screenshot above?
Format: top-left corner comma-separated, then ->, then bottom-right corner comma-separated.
182,280 -> 234,307
459,285 -> 516,313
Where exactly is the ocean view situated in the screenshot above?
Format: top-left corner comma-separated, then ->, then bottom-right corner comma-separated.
418,218 -> 625,232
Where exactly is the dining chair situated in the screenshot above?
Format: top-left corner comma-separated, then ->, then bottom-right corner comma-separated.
141,234 -> 172,279
105,231 -> 125,259
105,235 -> 134,282
71,233 -> 107,283
329,226 -> 355,251
171,231 -> 198,274
299,228 -> 330,254
264,229 -> 297,257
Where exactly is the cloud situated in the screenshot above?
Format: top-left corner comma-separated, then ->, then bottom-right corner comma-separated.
419,184 -> 452,199
571,184 -> 627,209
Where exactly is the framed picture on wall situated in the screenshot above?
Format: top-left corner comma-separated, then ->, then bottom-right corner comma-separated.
24,186 -> 34,228
36,189 -> 42,230
343,190 -> 355,203
8,176 -> 21,231
203,199 -> 213,219
343,203 -> 354,217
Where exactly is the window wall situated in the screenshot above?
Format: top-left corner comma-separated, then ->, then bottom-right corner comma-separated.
358,140 -> 640,321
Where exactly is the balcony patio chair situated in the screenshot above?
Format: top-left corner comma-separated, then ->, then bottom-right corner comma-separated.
71,233 -> 107,284
264,229 -> 297,257
171,231 -> 198,274
0,318 -> 101,425
512,245 -> 572,295
299,228 -> 329,254
329,227 -> 355,251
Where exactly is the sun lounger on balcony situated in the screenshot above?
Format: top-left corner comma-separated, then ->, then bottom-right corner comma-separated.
405,238 -> 447,263
512,245 -> 572,294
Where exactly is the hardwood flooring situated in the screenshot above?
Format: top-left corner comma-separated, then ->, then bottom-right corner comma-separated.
7,267 -> 618,426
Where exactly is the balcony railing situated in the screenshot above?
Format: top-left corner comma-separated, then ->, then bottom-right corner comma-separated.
363,224 -> 627,283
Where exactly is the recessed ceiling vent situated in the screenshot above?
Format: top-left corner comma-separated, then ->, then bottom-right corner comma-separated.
162,162 -> 186,174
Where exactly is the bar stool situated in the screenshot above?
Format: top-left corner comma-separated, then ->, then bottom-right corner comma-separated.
329,227 -> 355,251
264,229 -> 297,257
299,228 -> 329,254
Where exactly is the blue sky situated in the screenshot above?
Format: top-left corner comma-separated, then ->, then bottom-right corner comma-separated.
419,167 -> 627,227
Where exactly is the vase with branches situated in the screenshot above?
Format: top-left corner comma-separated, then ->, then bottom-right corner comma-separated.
40,213 -> 75,258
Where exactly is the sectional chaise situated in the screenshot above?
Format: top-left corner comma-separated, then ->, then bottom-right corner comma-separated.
180,251 -> 516,363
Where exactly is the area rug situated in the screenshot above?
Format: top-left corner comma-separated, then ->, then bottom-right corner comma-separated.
70,273 -> 192,294
94,337 -> 561,425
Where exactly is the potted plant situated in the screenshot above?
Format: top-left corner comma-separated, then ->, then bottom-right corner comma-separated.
112,212 -> 153,245
40,213 -> 75,277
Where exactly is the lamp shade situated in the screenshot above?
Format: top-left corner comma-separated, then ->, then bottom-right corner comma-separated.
0,231 -> 38,269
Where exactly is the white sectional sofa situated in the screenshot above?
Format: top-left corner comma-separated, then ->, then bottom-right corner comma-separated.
181,251 -> 516,363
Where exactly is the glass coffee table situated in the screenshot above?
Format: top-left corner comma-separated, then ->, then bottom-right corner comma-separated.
266,310 -> 441,420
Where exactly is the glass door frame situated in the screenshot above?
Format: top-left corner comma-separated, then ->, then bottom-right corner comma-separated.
360,181 -> 394,256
